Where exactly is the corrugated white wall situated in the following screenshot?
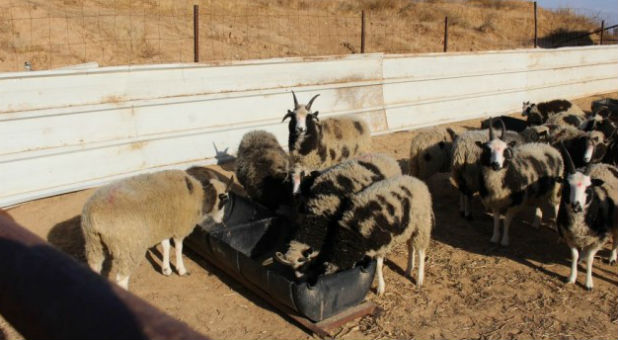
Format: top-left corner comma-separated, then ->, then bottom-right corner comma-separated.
1,46 -> 617,207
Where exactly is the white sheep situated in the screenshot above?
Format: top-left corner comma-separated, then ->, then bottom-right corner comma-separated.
81,169 -> 233,290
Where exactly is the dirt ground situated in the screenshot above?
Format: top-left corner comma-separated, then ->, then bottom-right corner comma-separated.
2,92 -> 617,339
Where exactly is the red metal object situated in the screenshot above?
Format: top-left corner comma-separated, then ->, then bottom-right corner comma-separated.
0,215 -> 209,340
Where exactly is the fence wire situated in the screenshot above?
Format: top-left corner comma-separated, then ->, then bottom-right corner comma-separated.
0,0 -> 615,72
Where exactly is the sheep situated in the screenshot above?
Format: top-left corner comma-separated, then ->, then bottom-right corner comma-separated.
282,91 -> 371,175
408,126 -> 462,179
287,175 -> 434,296
235,130 -> 291,210
522,99 -> 585,126
81,170 -> 234,290
549,125 -> 608,168
450,123 -> 526,219
275,153 -> 402,274
546,111 -> 587,128
481,116 -> 527,132
476,120 -> 564,246
556,149 -> 618,290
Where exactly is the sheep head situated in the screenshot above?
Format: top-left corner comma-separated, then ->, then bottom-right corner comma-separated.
282,91 -> 320,136
476,118 -> 516,171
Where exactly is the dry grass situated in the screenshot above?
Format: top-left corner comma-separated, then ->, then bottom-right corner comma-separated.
0,0 -> 607,71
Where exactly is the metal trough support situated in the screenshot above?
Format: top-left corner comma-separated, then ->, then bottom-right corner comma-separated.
0,213 -> 209,340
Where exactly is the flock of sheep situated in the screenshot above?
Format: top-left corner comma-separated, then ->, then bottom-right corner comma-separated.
79,92 -> 617,297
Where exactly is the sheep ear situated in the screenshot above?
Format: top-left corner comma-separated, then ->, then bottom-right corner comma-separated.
475,141 -> 484,148
508,140 -> 517,148
282,110 -> 294,122
554,176 -> 564,184
591,178 -> 604,186
312,111 -> 320,121
504,148 -> 513,159
274,252 -> 294,265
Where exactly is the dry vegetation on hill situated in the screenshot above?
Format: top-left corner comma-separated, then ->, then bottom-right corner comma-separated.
0,0 -> 609,72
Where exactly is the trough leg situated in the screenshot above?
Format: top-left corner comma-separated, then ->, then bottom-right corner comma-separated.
405,239 -> 415,277
376,256 -> 385,296
174,237 -> 188,275
567,247 -> 579,284
161,239 -> 172,276
490,211 -> 501,244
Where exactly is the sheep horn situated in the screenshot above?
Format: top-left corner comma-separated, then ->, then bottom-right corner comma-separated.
306,94 -> 320,111
291,90 -> 299,108
560,142 -> 575,175
282,110 -> 295,122
489,117 -> 495,140
274,252 -> 293,265
498,119 -> 506,139
225,175 -> 234,192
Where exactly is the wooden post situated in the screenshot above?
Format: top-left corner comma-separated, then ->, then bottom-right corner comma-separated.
193,5 -> 199,62
600,20 -> 605,45
534,1 -> 538,48
443,16 -> 448,52
361,10 -> 366,53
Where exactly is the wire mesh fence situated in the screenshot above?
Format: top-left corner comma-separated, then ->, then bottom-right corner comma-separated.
0,0 -> 615,72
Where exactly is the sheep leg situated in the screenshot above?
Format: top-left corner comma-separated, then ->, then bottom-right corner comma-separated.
490,211 -> 501,244
405,239 -> 415,277
584,246 -> 601,290
610,229 -> 618,265
376,256 -> 385,296
174,237 -> 189,276
567,247 -> 578,284
501,211 -> 515,246
464,195 -> 472,220
459,193 -> 465,216
116,274 -> 130,290
161,239 -> 172,276
417,248 -> 426,287
85,234 -> 105,274
532,207 -> 542,229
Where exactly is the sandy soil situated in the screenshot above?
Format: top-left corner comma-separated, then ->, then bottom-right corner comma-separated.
2,92 -> 617,339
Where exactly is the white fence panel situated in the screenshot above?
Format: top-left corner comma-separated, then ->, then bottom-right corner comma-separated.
1,46 -> 617,207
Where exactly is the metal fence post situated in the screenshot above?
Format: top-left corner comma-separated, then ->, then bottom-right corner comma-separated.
361,10 -> 366,53
600,20 -> 605,45
534,1 -> 538,48
443,16 -> 448,52
193,5 -> 199,63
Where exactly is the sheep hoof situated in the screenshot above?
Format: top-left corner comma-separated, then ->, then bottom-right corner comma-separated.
179,270 -> 191,276
609,259 -> 617,265
490,236 -> 500,244
162,267 -> 172,276
585,285 -> 593,291
500,240 -> 509,247
465,215 -> 474,221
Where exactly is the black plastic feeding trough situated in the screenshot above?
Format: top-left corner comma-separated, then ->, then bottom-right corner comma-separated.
185,193 -> 377,333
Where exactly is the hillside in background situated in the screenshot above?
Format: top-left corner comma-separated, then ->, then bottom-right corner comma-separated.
0,0 -> 612,72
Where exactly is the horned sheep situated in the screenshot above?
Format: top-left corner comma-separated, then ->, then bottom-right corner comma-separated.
556,150 -> 618,290
522,99 -> 585,126
275,153 -> 402,275
81,170 -> 234,290
476,121 -> 564,246
282,91 -> 371,176
450,124 -> 525,219
297,175 -> 434,296
235,130 -> 291,210
408,126 -> 462,179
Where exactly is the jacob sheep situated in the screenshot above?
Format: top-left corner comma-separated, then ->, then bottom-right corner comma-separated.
450,122 -> 525,219
522,99 -> 585,126
235,130 -> 292,210
408,126 -> 462,179
481,116 -> 528,132
556,149 -> 618,290
282,91 -> 371,175
275,153 -> 402,274
296,175 -> 434,295
476,120 -> 564,246
81,170 -> 234,290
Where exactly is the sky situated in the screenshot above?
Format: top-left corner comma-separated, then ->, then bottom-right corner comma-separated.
536,0 -> 618,25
